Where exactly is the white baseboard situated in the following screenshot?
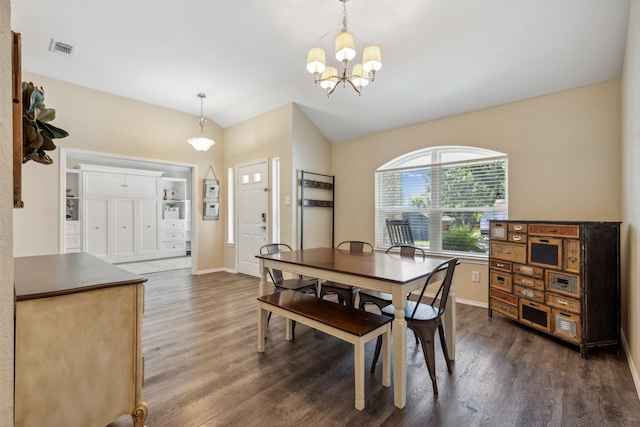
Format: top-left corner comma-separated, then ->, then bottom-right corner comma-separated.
621,329 -> 640,400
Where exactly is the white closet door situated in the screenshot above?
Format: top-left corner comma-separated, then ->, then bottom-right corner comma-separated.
85,198 -> 109,258
139,199 -> 160,255
114,199 -> 135,257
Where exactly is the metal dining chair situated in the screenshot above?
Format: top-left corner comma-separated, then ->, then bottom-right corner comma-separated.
318,241 -> 373,307
358,245 -> 426,311
259,243 -> 318,338
370,257 -> 459,395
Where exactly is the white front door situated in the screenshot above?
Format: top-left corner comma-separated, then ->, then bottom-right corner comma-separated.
237,161 -> 269,276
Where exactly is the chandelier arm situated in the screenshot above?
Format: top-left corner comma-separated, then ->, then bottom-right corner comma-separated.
346,78 -> 362,95
326,82 -> 340,97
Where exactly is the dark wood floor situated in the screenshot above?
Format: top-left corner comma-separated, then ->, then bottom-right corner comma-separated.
138,269 -> 640,427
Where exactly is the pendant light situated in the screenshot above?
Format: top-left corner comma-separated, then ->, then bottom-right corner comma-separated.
187,93 -> 215,152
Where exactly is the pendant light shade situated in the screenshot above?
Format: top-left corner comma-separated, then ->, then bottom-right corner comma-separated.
187,93 -> 215,152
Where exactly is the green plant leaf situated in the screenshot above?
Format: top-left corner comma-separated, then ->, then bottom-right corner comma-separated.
37,108 -> 56,123
37,120 -> 69,139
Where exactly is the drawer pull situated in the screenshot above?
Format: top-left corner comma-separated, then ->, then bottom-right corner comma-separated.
558,300 -> 568,305
496,263 -> 504,267
513,225 -> 522,231
512,235 -> 521,241
522,279 -> 533,286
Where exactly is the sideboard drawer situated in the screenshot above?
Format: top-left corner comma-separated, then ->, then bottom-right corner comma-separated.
490,270 -> 512,293
490,241 -> 526,264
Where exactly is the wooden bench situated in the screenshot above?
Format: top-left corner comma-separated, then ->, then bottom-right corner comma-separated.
257,289 -> 392,410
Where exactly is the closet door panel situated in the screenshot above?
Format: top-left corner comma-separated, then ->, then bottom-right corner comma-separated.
114,199 -> 135,257
85,198 -> 109,258
139,199 -> 160,255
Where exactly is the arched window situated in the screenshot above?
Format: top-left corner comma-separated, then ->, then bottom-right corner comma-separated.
375,146 -> 507,257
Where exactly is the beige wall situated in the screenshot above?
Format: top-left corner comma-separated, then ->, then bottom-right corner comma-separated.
292,105 -> 332,250
622,0 -> 640,395
332,80 -> 621,305
223,104 -> 294,268
0,0 -> 15,423
12,72 -> 226,272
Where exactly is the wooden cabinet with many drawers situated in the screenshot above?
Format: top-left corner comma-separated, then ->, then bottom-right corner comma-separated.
488,220 -> 620,357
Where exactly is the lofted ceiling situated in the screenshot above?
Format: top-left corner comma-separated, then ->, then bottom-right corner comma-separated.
11,0 -> 630,143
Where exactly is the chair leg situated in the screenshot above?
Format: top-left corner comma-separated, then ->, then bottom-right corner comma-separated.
370,335 -> 383,373
416,329 -> 438,395
438,324 -> 452,373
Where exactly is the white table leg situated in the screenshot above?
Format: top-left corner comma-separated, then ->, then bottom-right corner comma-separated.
392,289 -> 408,409
258,260 -> 269,352
381,324 -> 391,388
354,340 -> 365,411
257,302 -> 268,353
444,284 -> 456,360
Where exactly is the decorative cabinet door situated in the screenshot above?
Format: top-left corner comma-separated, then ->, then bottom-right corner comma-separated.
114,199 -> 135,257
139,199 -> 160,255
85,198 -> 109,258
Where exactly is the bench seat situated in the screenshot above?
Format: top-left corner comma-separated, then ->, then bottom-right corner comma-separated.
258,290 -> 392,410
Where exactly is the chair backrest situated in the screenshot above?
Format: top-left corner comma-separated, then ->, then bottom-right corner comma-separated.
259,243 -> 293,283
409,258 -> 458,321
386,219 -> 415,245
336,240 -> 374,253
385,245 -> 426,259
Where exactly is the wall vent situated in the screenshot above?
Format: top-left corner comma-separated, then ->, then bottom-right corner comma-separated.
49,39 -> 75,56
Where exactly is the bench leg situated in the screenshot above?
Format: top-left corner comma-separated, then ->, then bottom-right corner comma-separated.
382,325 -> 391,388
258,303 -> 268,353
354,340 -> 365,410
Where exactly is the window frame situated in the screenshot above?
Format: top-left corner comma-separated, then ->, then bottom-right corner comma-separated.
375,146 -> 508,258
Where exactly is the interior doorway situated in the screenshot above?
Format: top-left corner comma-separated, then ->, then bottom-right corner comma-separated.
60,148 -> 198,275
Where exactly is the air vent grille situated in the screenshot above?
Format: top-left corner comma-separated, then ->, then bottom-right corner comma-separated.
49,39 -> 74,56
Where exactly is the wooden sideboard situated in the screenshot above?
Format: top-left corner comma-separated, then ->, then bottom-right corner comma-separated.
487,220 -> 620,357
14,253 -> 148,426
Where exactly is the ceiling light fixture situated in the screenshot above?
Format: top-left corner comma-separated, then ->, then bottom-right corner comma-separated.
306,0 -> 382,97
187,93 -> 215,152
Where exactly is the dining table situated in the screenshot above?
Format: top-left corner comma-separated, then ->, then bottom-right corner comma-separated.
255,247 -> 456,409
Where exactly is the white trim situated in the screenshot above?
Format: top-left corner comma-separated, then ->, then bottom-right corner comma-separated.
621,329 -> 640,400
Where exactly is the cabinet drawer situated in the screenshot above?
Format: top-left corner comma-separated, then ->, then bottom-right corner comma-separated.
507,232 -> 527,243
552,309 -> 581,344
513,274 -> 544,291
490,270 -> 512,293
490,298 -> 518,320
546,293 -> 580,313
490,259 -> 512,272
490,289 -> 517,306
547,271 -> 580,298
513,263 -> 544,279
489,222 -> 508,241
490,241 -> 526,264
162,242 -> 187,253
519,300 -> 551,332
65,221 -> 81,235
65,235 -> 82,249
162,231 -> 186,242
508,223 -> 527,233
564,239 -> 581,273
513,285 -> 544,303
163,220 -> 185,231
528,224 -> 579,238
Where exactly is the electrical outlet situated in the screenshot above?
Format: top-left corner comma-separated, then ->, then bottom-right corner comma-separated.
472,271 -> 480,282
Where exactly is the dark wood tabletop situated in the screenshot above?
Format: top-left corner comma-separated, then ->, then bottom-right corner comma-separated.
14,252 -> 147,301
256,247 -> 442,284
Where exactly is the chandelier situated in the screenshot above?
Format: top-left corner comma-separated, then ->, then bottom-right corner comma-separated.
306,0 -> 382,97
187,93 -> 215,152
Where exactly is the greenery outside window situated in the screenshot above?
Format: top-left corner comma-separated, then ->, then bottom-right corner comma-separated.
375,146 -> 507,257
